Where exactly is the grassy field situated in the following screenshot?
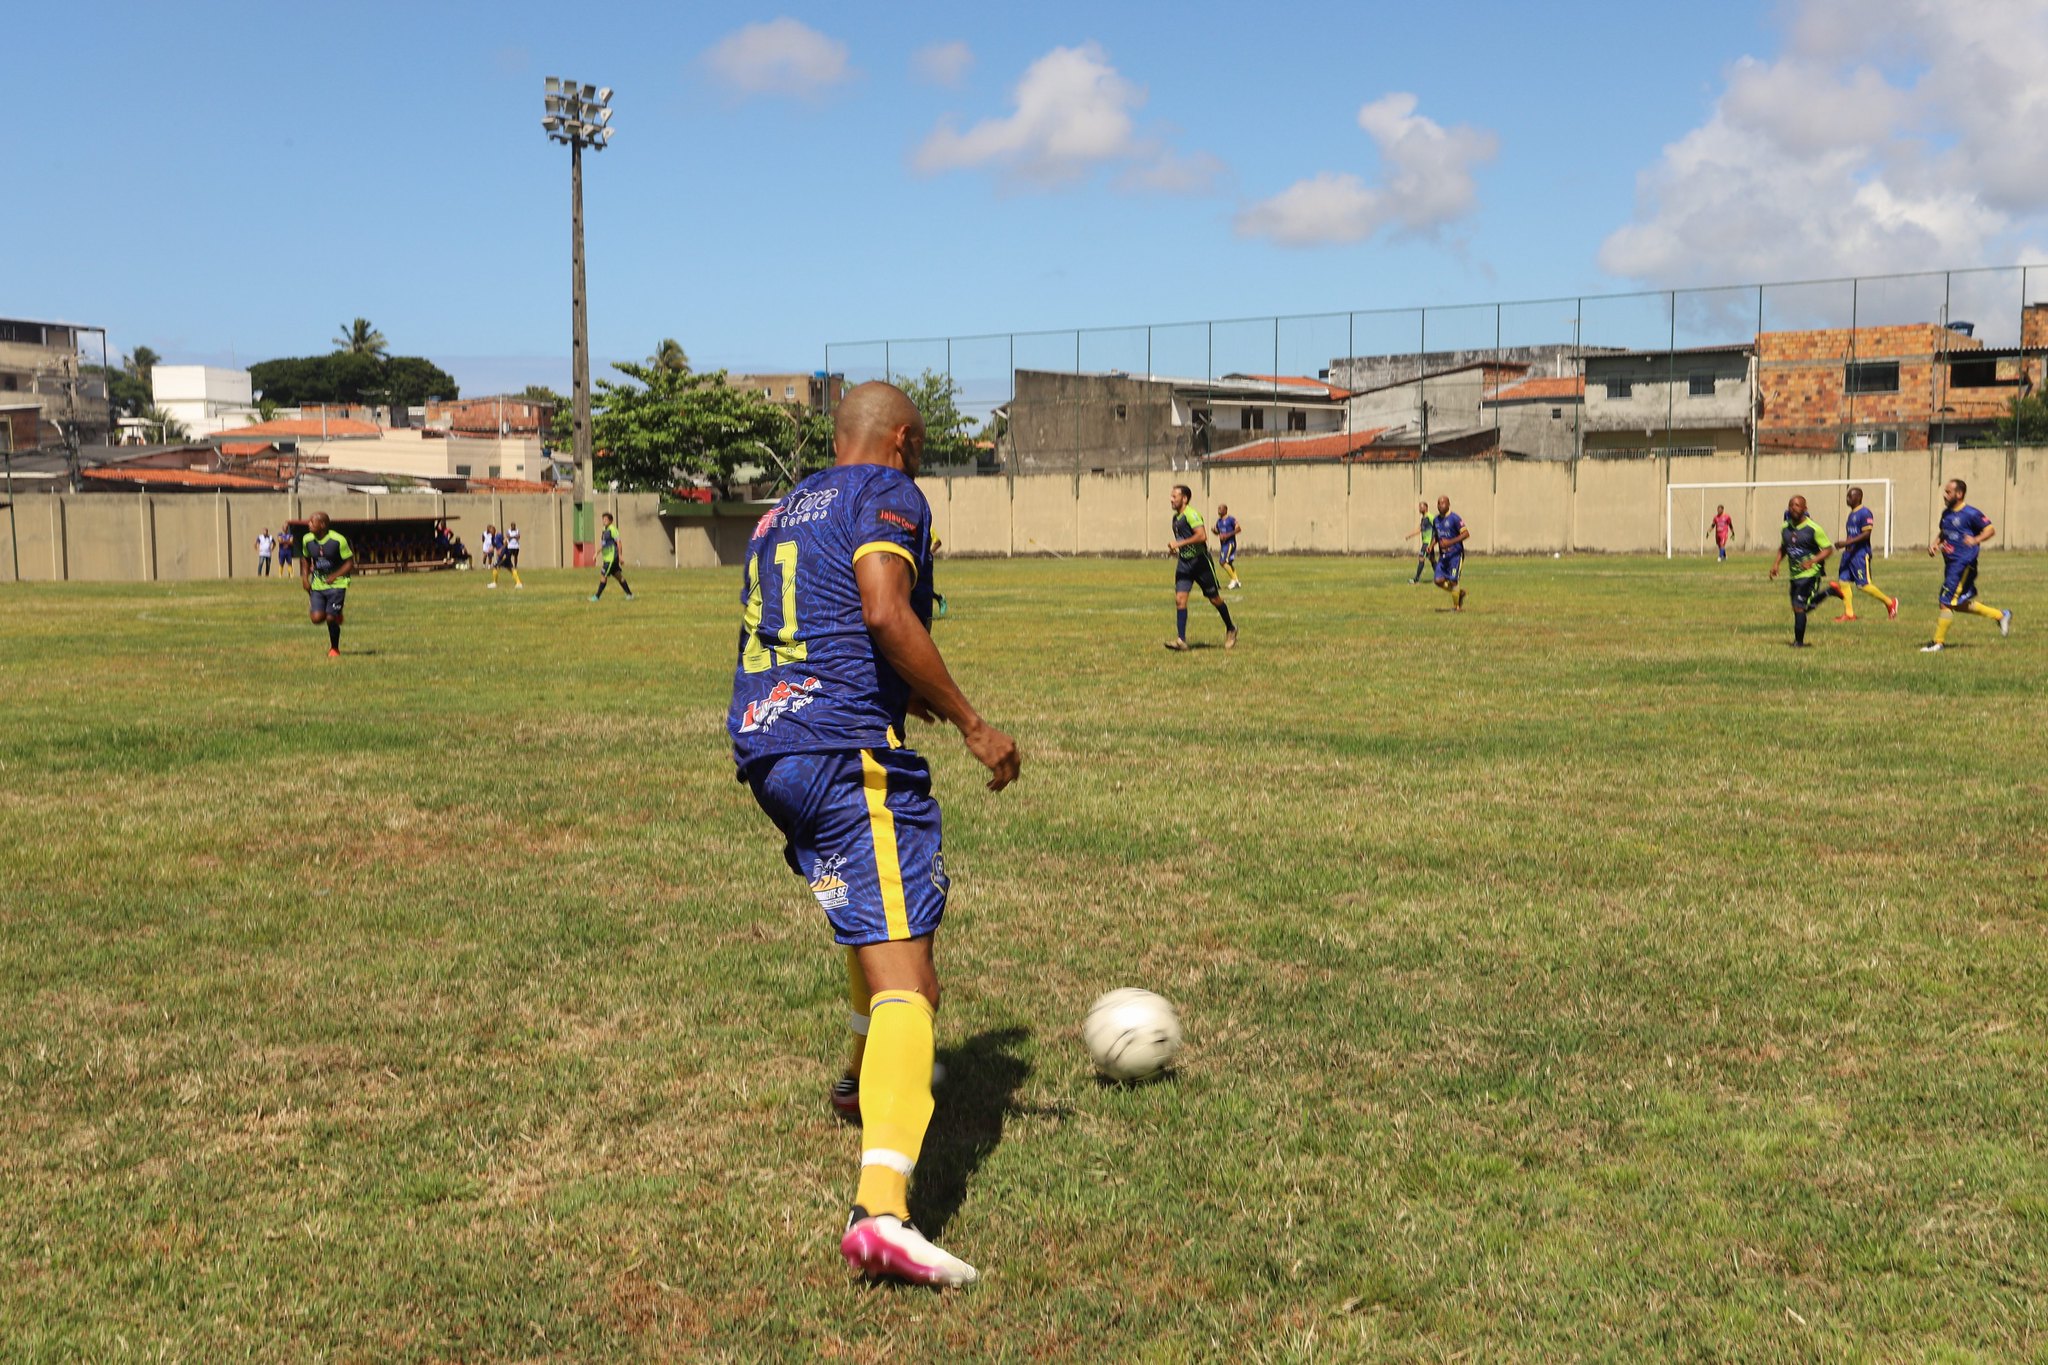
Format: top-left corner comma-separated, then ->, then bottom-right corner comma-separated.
2,552 -> 2044,1363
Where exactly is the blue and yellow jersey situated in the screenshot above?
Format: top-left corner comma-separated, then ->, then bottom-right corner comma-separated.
1172,506 -> 1208,561
301,530 -> 352,589
1214,514 -> 1238,542
1842,505 -> 1874,562
1432,511 -> 1465,554
1938,504 -> 1989,564
728,464 -> 935,766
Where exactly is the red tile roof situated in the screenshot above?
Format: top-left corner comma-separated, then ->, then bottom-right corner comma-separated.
1207,427 -> 1392,462
211,417 -> 383,440
82,466 -> 285,490
467,478 -> 561,493
1230,373 -> 1354,399
1486,375 -> 1585,402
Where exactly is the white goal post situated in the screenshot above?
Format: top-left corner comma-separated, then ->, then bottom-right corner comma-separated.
1665,478 -> 1892,560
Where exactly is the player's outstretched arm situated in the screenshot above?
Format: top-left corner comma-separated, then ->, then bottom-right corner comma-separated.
855,553 -> 1019,791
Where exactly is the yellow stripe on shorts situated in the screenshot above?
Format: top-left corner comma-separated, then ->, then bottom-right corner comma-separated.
860,750 -> 911,941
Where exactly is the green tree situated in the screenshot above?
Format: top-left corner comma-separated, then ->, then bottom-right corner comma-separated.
124,346 -> 160,386
89,365 -> 152,417
649,338 -> 691,373
892,369 -> 974,467
589,362 -> 828,498
248,352 -> 457,407
379,355 -> 459,407
332,318 -> 389,356
1978,392 -> 2048,446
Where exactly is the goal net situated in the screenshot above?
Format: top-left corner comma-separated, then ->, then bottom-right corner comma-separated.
1665,478 -> 1893,559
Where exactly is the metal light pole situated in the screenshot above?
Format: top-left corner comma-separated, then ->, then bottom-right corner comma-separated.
543,77 -> 613,537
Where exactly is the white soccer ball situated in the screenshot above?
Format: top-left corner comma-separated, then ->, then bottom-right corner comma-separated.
1552,551 -> 1561,559
1083,988 -> 1183,1081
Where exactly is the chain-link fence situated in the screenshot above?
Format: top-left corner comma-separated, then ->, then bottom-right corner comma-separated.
826,266 -> 2048,477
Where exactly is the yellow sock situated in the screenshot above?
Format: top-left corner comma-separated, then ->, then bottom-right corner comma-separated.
1966,601 -> 2004,622
513,570 -> 524,586
844,948 -> 870,1075
1832,582 -> 1854,618
1934,608 -> 1955,644
1861,584 -> 1893,610
853,989 -> 935,1219
491,568 -> 500,585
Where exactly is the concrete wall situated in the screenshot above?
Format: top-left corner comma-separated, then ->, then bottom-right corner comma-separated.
6,451 -> 2046,581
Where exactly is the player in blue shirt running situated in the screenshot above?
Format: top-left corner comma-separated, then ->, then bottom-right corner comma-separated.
729,382 -> 1019,1288
1432,496 -> 1469,610
1829,487 -> 1896,622
1920,478 -> 2011,652
1213,503 -> 1242,590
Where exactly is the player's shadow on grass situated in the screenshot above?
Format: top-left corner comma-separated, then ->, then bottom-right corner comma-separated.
911,1026 -> 1039,1240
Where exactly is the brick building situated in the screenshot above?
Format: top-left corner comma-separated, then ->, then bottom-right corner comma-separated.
1755,314 -> 2045,453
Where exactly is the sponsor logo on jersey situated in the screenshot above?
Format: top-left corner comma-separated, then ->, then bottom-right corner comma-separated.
738,676 -> 823,733
810,854 -> 851,911
877,508 -> 917,534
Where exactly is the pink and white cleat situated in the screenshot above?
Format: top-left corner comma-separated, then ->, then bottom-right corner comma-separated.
841,1209 -> 978,1287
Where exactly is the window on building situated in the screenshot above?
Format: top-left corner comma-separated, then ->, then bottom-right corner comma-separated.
1239,408 -> 1264,430
0,373 -> 17,392
488,466 -> 501,478
1287,410 -> 1307,432
456,464 -> 471,476
1839,430 -> 1900,452
785,384 -> 796,399
1688,373 -> 1716,397
1845,361 -> 1900,394
1605,378 -> 1632,400
1551,407 -> 1563,419
1949,359 -> 1998,388
0,322 -> 45,346
1115,403 -> 1127,421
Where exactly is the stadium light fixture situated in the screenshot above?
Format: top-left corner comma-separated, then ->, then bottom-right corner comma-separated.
540,76 -> 614,517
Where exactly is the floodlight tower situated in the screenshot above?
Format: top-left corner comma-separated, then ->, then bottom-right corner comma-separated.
542,77 -> 613,512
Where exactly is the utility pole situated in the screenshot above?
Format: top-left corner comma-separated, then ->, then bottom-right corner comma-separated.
543,77 -> 613,544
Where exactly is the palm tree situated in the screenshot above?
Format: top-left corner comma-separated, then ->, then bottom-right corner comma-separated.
333,318 -> 389,357
124,346 -> 160,384
142,406 -> 191,443
649,337 -> 691,373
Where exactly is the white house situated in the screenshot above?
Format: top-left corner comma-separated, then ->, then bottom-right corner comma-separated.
151,365 -> 259,439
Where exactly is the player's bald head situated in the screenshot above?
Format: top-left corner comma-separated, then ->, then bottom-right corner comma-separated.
834,382 -> 924,474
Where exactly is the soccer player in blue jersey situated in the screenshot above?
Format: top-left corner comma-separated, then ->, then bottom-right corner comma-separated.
729,381 -> 1019,1287
1920,478 -> 2011,652
1829,487 -> 1896,622
1213,503 -> 1242,590
1165,485 -> 1237,650
1432,495 -> 1469,610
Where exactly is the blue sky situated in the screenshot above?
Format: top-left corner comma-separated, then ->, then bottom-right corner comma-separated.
12,1 -> 2048,398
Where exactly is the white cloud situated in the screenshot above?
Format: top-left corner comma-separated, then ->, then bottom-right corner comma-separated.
914,43 -> 1218,192
703,18 -> 850,99
913,40 -> 973,89
1600,0 -> 2048,284
1235,93 -> 1497,247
